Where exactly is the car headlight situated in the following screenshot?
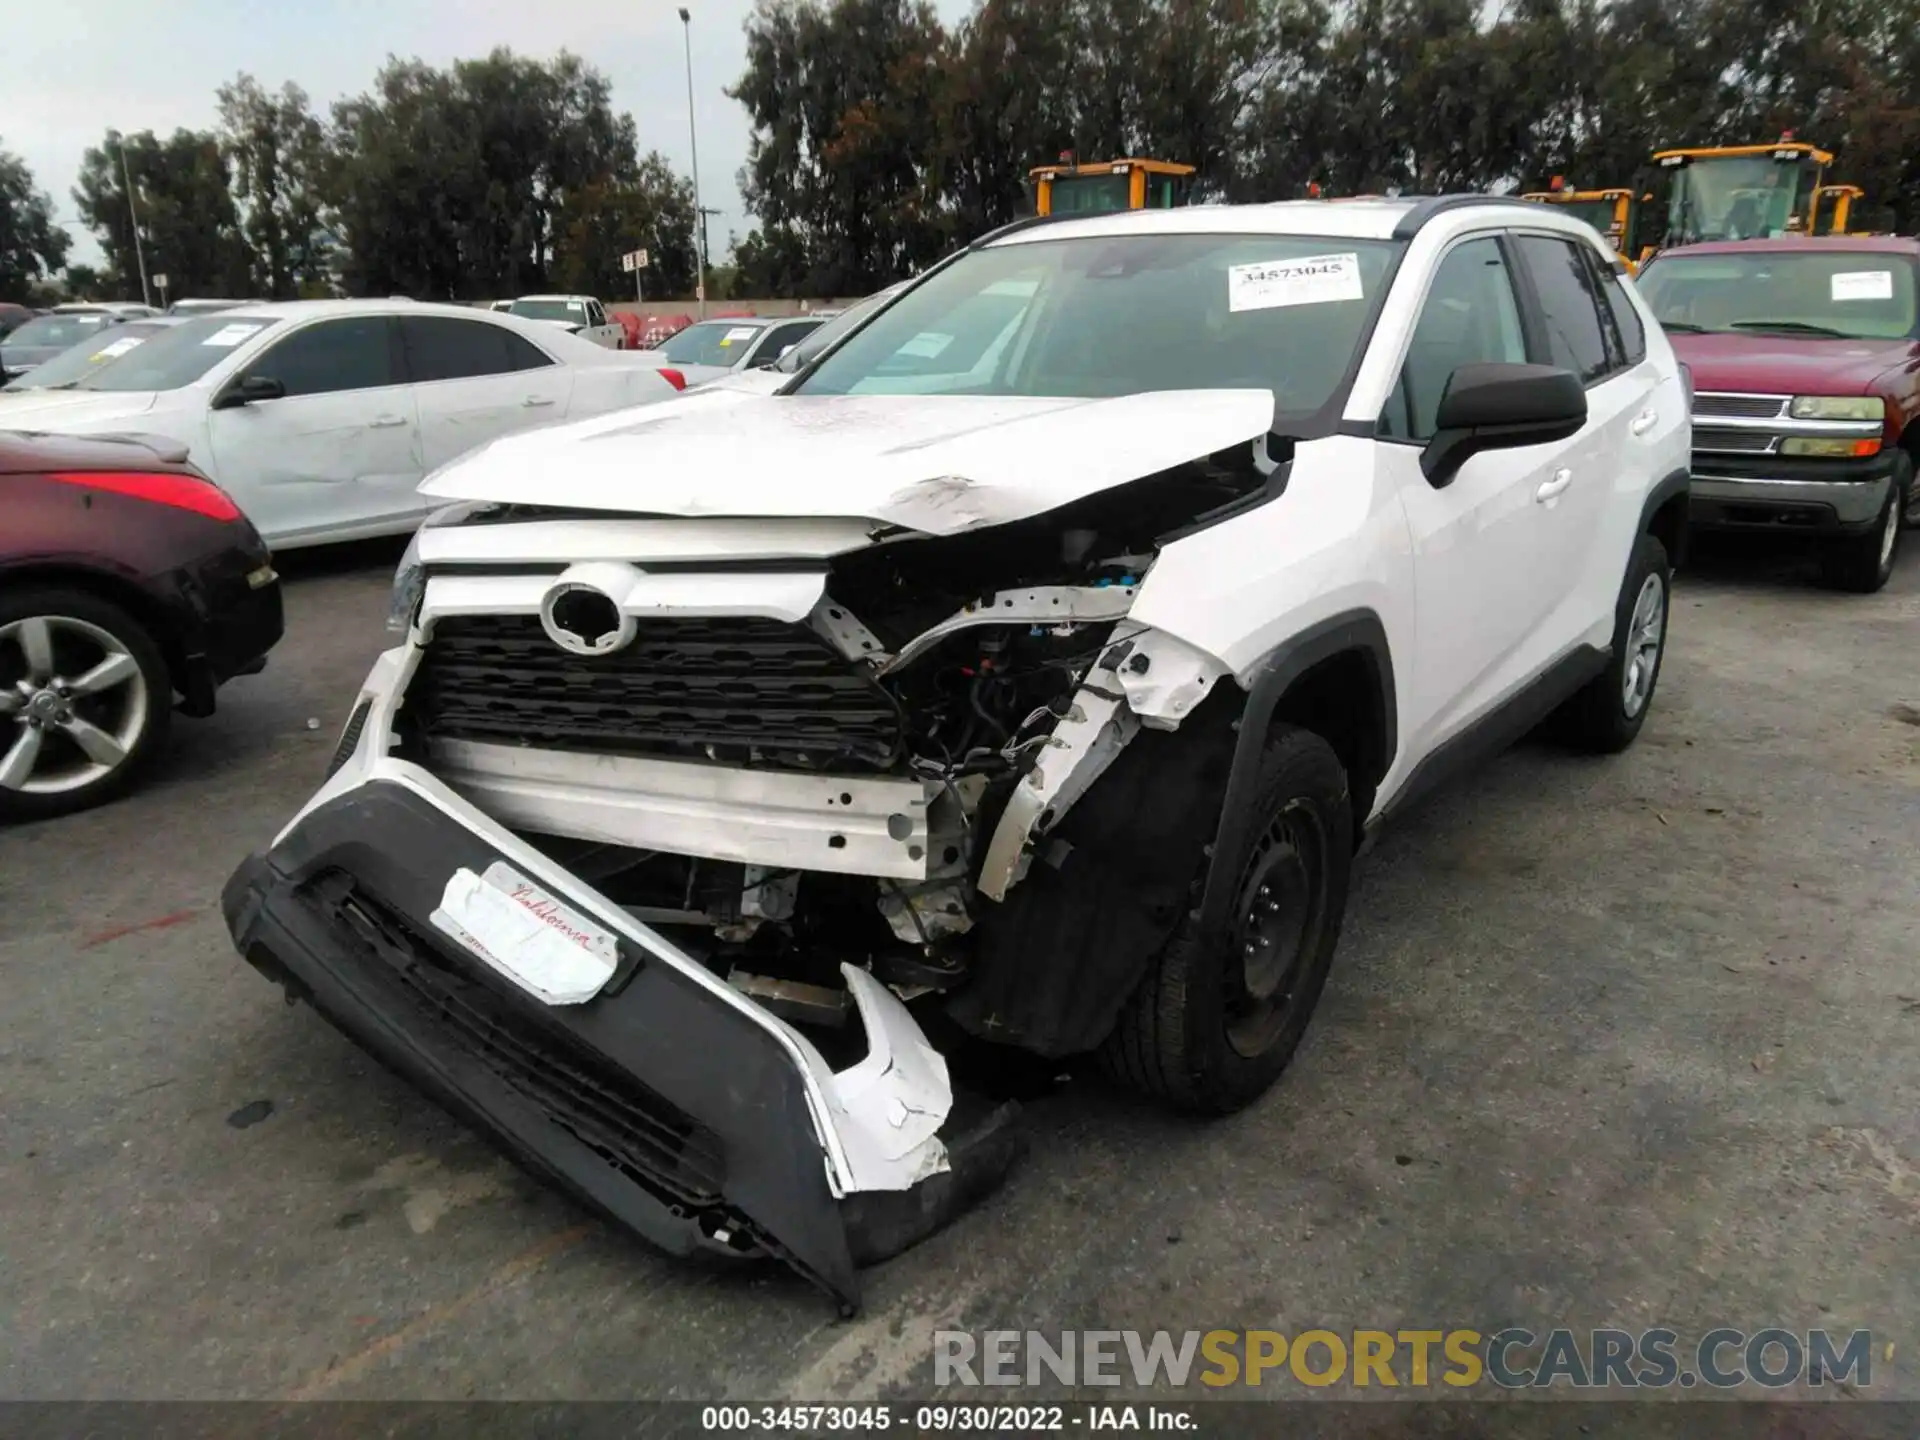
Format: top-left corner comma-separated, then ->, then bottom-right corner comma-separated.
387,498 -> 505,634
1780,436 -> 1883,457
1789,395 -> 1884,421
386,530 -> 426,635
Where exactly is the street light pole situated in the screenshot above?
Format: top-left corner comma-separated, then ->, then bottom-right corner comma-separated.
678,6 -> 707,320
118,136 -> 152,309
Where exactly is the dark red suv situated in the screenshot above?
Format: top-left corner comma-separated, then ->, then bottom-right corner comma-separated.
1636,236 -> 1920,591
1,430 -> 284,820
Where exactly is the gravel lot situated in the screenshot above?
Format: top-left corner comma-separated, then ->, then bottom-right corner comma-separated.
2,534 -> 1915,1405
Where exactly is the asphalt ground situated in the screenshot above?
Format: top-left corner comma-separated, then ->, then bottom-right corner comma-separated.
2,532 -> 1915,1412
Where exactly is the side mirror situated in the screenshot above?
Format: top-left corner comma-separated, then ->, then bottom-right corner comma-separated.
1421,363 -> 1587,487
212,374 -> 286,410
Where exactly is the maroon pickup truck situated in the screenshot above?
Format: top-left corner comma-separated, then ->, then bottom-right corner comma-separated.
1635,236 -> 1920,592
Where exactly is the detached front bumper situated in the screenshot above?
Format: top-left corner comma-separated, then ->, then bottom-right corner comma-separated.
1688,450 -> 1897,535
222,775 -> 1020,1311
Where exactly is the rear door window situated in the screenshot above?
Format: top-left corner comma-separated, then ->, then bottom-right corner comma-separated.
1516,235 -> 1614,384
400,315 -> 553,382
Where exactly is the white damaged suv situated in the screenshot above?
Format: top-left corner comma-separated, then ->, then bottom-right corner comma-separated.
223,197 -> 1691,1310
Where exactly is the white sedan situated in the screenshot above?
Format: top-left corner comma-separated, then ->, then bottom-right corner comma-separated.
0,300 -> 681,549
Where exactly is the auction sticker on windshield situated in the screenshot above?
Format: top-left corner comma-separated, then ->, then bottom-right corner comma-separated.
429,861 -> 620,1005
1229,253 -> 1364,313
94,337 -> 143,360
202,323 -> 265,348
1832,271 -> 1894,302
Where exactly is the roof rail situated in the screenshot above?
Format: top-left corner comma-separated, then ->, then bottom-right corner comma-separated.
1391,194 -> 1529,239
969,212 -> 1069,249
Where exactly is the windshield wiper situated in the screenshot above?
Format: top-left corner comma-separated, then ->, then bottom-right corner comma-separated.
1659,320 -> 1710,333
1729,320 -> 1850,338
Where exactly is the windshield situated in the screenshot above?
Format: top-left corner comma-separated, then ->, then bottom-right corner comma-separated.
776,290 -> 904,373
1638,250 -> 1918,340
69,314 -> 281,391
4,314 -> 112,351
508,299 -> 586,323
795,233 -> 1398,415
2,322 -> 171,390
1666,156 -> 1818,244
1049,173 -> 1133,215
660,321 -> 764,366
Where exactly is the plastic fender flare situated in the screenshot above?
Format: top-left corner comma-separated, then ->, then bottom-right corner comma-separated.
1196,609 -> 1397,937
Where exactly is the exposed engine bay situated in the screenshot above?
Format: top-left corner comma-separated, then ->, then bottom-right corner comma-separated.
394,439 -> 1282,1060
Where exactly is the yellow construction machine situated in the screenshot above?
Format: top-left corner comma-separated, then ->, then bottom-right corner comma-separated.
1521,179 -> 1651,270
1029,154 -> 1196,217
1652,136 -> 1833,245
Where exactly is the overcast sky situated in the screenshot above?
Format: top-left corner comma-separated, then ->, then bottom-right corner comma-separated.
6,0 -> 971,270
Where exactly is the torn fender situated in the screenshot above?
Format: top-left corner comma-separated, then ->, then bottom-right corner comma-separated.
418,389 -> 1276,535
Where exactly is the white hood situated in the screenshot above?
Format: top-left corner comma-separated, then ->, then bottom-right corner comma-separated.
0,390 -> 161,426
419,389 -> 1275,535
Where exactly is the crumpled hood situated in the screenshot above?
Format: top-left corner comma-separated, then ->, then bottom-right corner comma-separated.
1670,332 -> 1910,397
419,389 -> 1275,535
0,389 -> 161,425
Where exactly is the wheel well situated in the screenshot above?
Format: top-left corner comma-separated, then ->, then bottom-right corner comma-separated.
1267,648 -> 1388,830
0,564 -> 182,692
1647,488 -> 1688,569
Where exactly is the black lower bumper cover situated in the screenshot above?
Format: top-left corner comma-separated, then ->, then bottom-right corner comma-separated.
220,781 -> 1024,1312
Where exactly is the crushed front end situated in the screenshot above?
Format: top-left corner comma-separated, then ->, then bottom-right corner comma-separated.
225,437 -> 1267,1307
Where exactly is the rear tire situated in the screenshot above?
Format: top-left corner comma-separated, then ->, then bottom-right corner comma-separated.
1100,725 -> 1353,1115
0,587 -> 172,823
1820,457 -> 1907,593
1555,531 -> 1670,755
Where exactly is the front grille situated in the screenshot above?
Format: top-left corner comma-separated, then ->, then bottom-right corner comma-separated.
411,614 -> 903,772
1692,429 -> 1777,454
323,878 -> 726,1208
1693,393 -> 1789,420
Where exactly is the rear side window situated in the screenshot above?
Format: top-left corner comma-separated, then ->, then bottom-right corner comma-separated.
250,316 -> 399,397
1516,235 -> 1613,384
400,316 -> 554,381
1600,267 -> 1647,366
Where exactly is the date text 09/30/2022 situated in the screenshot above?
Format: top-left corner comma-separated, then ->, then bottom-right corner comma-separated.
700,1406 -> 1196,1432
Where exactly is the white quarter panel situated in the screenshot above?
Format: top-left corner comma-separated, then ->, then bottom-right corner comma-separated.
1126,435 -> 1416,687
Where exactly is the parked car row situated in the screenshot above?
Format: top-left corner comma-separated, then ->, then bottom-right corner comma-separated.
0,299 -> 683,550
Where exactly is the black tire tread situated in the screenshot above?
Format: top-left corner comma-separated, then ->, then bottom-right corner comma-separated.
1819,464 -> 1907,593
1556,531 -> 1670,755
1101,725 -> 1352,1115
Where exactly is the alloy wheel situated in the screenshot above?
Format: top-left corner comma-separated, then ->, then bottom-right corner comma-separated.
0,615 -> 151,796
1621,573 -> 1665,719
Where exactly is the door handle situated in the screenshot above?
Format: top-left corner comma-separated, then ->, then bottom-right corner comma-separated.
368,414 -> 408,428
1535,468 -> 1574,503
522,396 -> 556,408
1630,408 -> 1659,436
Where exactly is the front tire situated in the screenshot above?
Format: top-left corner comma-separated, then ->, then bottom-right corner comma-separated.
1821,458 -> 1907,593
1555,531 -> 1671,754
1101,725 -> 1353,1114
0,588 -> 173,823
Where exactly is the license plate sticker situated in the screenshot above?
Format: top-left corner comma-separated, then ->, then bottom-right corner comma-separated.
429,861 -> 618,1006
